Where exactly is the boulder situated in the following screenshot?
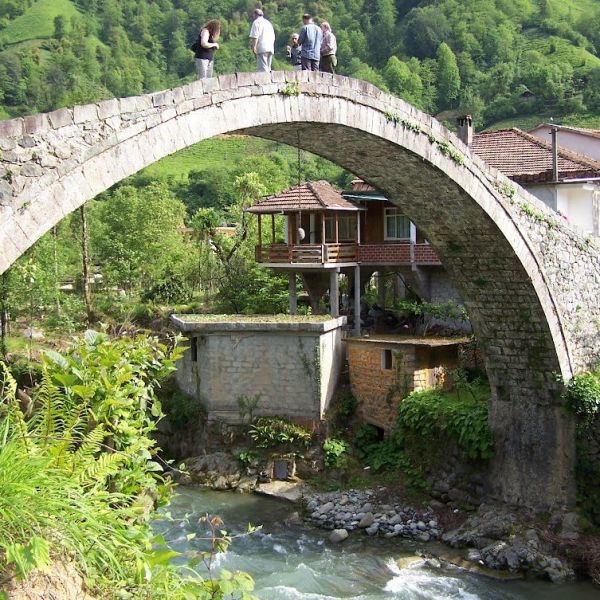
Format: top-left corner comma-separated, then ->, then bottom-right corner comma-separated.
358,513 -> 375,528
329,529 -> 349,543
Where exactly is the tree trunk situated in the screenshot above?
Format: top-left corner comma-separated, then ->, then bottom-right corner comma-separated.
80,205 -> 93,325
0,271 -> 9,357
53,226 -> 61,319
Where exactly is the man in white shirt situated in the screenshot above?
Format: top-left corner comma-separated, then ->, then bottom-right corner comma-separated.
249,8 -> 275,72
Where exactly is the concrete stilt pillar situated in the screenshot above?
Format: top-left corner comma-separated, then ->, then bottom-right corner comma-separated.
288,272 -> 297,315
330,269 -> 339,317
354,265 -> 361,336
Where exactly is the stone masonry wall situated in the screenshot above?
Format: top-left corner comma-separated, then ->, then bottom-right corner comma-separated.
347,340 -> 458,431
2,70 -> 600,507
348,342 -> 415,430
175,329 -> 342,423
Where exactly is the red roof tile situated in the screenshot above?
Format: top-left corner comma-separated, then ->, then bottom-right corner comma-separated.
472,128 -> 600,184
246,180 -> 360,214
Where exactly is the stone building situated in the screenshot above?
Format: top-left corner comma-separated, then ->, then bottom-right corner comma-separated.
346,335 -> 469,432
171,314 -> 346,425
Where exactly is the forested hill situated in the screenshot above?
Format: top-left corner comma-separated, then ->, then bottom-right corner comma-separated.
1,0 -> 600,129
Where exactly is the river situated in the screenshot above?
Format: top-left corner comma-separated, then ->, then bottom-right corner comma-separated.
156,487 -> 598,599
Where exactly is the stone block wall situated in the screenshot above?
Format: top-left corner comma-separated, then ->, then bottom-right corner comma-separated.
172,316 -> 346,423
347,338 -> 462,431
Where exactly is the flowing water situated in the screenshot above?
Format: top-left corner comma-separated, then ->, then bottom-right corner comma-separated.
156,487 -> 598,599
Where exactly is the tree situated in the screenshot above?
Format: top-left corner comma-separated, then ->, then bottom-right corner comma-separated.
436,42 -> 461,110
189,172 -> 287,313
383,56 -> 423,107
402,7 -> 450,59
0,271 -> 10,356
93,182 -> 190,291
53,15 -> 66,40
79,205 -> 93,324
583,67 -> 600,112
368,0 -> 397,66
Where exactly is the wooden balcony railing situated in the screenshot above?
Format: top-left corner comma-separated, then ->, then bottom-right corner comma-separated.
255,243 -> 440,266
255,243 -> 358,264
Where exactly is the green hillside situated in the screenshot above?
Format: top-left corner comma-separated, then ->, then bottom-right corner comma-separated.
141,136 -> 299,182
1,0 -> 600,128
0,0 -> 79,46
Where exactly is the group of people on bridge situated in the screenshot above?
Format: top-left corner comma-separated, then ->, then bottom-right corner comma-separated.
192,9 -> 337,80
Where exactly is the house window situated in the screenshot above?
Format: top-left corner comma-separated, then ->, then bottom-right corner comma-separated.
384,208 -> 411,240
190,337 -> 198,362
381,349 -> 392,370
325,215 -> 357,242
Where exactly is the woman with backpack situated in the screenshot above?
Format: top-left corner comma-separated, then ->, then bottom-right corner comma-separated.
193,20 -> 221,79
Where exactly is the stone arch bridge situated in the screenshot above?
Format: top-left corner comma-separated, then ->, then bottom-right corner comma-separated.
1,70 -> 599,508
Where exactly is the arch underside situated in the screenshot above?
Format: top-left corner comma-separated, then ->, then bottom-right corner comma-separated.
243,122 -> 564,386
241,122 -> 575,507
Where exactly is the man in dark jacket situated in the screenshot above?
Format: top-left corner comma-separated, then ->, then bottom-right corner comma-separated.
298,13 -> 322,71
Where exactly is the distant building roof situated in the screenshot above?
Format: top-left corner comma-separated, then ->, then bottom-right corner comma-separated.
472,128 -> 600,184
246,180 -> 361,214
349,178 -> 376,193
528,123 -> 600,141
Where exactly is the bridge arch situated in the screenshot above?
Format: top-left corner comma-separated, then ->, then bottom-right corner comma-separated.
1,70 -> 600,508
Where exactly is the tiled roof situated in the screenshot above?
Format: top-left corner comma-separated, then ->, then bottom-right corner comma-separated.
472,128 -> 600,184
349,178 -> 376,192
246,180 -> 360,214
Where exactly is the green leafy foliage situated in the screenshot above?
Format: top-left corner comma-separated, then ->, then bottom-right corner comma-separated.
564,371 -> 600,421
0,332 -> 256,598
237,449 -> 257,466
3,536 -> 51,580
562,367 -> 600,526
397,387 -> 494,460
237,393 -> 260,424
392,298 -> 467,335
323,437 -> 350,468
353,423 -> 382,459
248,417 -> 313,449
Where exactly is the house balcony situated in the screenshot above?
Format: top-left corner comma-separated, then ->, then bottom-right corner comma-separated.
255,243 -> 358,265
255,242 -> 441,267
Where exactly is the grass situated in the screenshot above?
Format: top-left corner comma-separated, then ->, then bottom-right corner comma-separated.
173,313 -> 333,323
0,0 -> 80,46
140,135 -> 300,182
524,30 -> 600,74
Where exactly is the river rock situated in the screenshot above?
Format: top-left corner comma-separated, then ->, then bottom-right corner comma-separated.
365,524 -> 379,536
213,475 -> 229,490
319,501 -> 335,514
358,513 -> 375,528
330,529 -> 349,543
559,512 -> 579,542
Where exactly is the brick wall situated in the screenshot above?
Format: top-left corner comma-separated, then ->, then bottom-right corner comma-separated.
358,243 -> 441,265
